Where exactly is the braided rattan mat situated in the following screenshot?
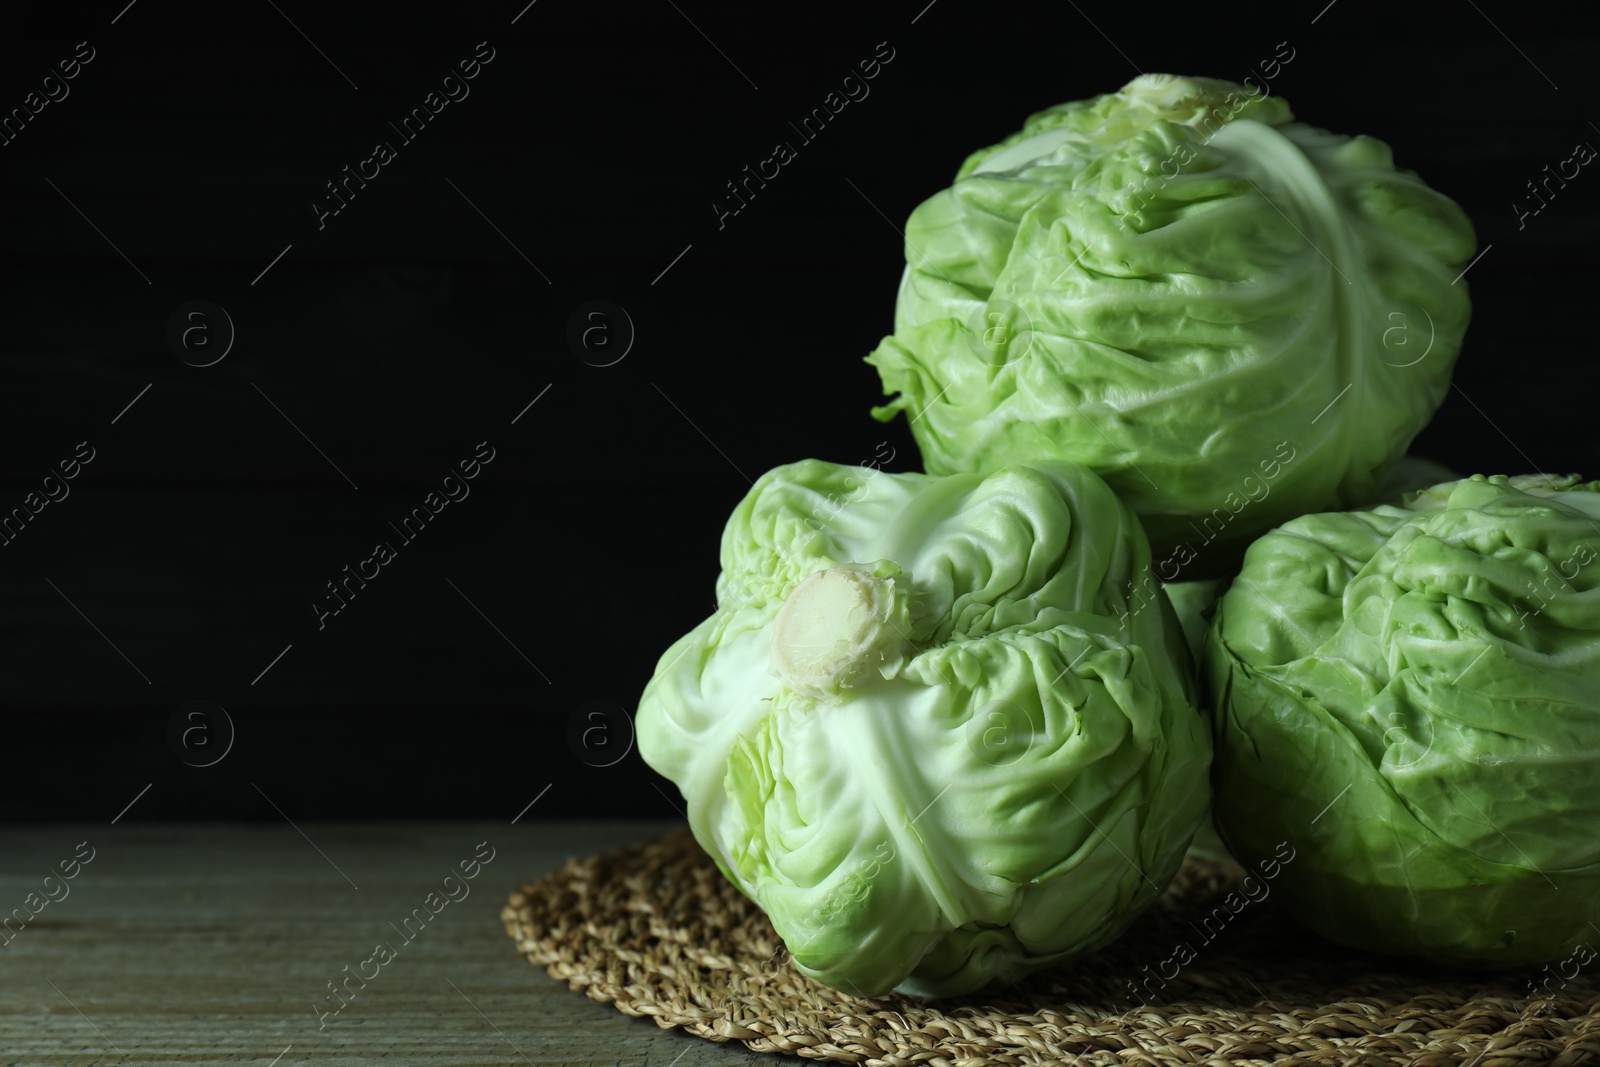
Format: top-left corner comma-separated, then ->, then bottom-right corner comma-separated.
501,828 -> 1600,1066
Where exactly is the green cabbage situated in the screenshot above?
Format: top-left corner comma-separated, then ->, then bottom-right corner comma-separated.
867,74 -> 1476,574
1165,577 -> 1223,665
1206,474 -> 1600,964
1161,576 -> 1236,869
637,458 -> 1210,996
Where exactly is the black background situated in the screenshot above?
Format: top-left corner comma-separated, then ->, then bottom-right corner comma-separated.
2,0 -> 1596,821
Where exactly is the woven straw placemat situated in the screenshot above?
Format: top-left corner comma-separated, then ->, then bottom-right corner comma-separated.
501,828 -> 1600,1066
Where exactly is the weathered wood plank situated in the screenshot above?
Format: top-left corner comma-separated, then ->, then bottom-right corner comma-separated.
0,821 -> 771,1066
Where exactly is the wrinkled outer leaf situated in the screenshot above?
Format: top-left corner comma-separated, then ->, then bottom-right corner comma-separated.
868,74 -> 1475,574
638,459 -> 1209,996
1207,474 -> 1600,964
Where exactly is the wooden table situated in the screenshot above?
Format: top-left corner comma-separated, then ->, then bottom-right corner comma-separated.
0,821 -> 768,1066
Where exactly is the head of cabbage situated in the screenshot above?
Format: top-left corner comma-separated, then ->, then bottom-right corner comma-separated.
1206,474 -> 1600,965
637,458 -> 1210,996
867,74 -> 1476,576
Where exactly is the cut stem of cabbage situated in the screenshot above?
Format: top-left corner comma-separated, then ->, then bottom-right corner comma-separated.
770,563 -> 909,701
